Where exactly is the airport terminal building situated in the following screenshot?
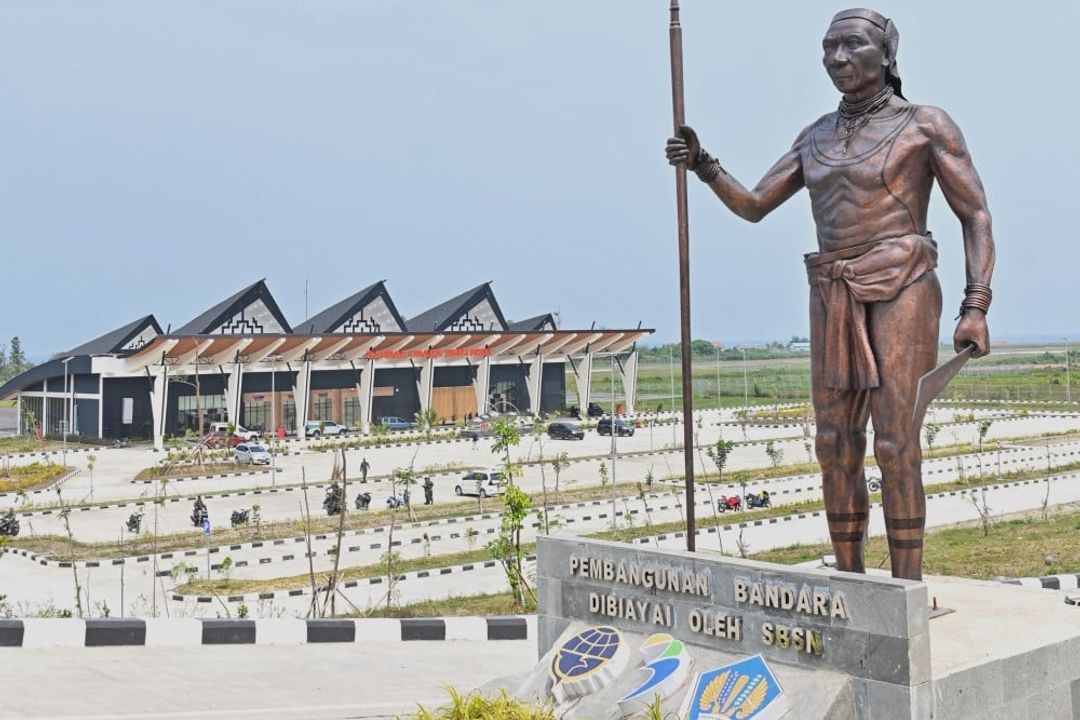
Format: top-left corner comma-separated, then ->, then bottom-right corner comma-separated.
0,280 -> 650,448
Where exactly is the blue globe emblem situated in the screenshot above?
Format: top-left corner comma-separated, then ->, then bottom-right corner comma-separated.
552,626 -> 623,684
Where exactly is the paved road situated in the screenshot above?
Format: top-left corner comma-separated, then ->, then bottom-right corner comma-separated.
0,641 -> 537,719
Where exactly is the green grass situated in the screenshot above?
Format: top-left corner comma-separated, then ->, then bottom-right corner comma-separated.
402,688 -> 556,720
133,462 -> 271,482
354,591 -> 535,618
0,462 -> 71,493
753,508 -> 1080,579
176,545 -> 529,596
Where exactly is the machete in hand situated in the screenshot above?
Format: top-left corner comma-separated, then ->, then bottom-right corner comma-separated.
912,344 -> 976,429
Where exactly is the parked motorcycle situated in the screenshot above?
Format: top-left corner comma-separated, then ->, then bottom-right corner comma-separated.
386,492 -> 409,509
230,509 -> 250,527
867,476 -> 882,492
354,492 -> 372,511
323,483 -> 344,516
191,499 -> 209,528
717,495 -> 742,513
126,511 -> 144,534
0,512 -> 20,537
744,491 -> 772,509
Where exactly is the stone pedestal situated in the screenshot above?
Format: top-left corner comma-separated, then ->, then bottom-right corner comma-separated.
521,535 -> 1080,719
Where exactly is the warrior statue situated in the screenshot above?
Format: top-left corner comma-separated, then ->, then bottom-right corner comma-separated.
666,8 -> 995,580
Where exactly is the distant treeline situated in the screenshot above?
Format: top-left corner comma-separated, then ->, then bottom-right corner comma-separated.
638,338 -> 810,362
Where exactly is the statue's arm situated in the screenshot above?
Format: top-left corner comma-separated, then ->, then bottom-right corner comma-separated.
702,141 -> 806,223
922,107 -> 995,287
666,125 -> 809,223
921,106 -> 996,355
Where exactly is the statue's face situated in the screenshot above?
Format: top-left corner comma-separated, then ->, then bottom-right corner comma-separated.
822,19 -> 888,96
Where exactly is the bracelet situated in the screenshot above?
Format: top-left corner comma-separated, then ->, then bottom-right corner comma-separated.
693,149 -> 722,183
958,282 -> 992,317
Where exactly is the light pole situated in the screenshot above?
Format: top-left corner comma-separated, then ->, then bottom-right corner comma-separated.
714,342 -> 721,413
270,358 -> 277,486
1065,338 -> 1071,403
739,346 -> 749,408
668,345 -> 677,446
61,357 -> 72,466
610,353 -> 617,534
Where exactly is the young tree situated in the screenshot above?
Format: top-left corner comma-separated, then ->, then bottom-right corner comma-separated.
707,438 -> 736,483
925,422 -> 940,456
489,418 -> 521,486
550,452 -> 570,497
765,440 -> 784,469
488,483 -> 534,609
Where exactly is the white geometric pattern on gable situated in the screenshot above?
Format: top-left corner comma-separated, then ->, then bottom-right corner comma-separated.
339,295 -> 401,333
449,297 -> 503,332
217,298 -> 285,334
121,326 -> 159,352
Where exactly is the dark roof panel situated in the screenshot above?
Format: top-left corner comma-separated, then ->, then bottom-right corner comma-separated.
174,280 -> 292,335
297,281 -> 407,334
405,283 -> 508,333
508,313 -> 556,332
51,315 -> 163,360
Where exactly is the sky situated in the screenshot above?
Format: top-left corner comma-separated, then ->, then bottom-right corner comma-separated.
1,1 -> 1078,359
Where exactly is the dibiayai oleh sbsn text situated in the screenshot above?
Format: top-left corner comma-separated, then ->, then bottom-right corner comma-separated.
568,554 -> 850,656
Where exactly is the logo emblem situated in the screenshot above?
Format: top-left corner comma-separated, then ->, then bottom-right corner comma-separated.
619,633 -> 693,712
680,655 -> 789,720
549,625 -> 629,702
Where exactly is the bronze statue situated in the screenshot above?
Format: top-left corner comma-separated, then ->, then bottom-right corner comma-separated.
666,8 -> 995,580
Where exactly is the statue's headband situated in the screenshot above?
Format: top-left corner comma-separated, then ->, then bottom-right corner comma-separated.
828,8 -> 905,99
830,8 -> 889,32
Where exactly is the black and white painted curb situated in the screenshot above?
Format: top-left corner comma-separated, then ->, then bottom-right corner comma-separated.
997,573 -> 1080,605
0,615 -> 533,648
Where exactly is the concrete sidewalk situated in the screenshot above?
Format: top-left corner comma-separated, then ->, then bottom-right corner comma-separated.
0,641 -> 536,719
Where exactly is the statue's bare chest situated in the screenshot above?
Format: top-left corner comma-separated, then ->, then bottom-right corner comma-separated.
802,106 -> 920,195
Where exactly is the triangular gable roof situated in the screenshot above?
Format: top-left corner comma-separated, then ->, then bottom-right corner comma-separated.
297,281 -> 406,335
508,313 -> 556,332
174,279 -> 292,335
406,282 -> 508,333
51,315 -> 164,359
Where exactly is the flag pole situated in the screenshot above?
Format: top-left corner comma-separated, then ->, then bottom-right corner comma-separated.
669,0 -> 696,551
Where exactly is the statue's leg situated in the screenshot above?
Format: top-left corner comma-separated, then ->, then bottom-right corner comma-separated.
810,288 -> 871,573
868,271 -> 942,581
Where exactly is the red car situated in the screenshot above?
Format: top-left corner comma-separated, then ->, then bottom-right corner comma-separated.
203,430 -> 244,448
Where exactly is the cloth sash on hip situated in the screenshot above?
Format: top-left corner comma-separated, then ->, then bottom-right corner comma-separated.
805,234 -> 937,391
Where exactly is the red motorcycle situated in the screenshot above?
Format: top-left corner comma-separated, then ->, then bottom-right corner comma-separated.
717,495 -> 742,513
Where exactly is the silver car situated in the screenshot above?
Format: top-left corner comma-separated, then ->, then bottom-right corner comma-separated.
234,443 -> 271,465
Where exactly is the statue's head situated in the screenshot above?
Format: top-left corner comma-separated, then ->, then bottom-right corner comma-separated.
822,9 -> 904,99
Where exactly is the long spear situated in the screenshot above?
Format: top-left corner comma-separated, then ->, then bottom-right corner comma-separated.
669,0 -> 696,552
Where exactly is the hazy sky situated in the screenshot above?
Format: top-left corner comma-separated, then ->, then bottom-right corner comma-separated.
2,1 -> 1077,357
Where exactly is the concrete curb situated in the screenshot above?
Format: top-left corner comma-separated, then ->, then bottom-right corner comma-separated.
0,615 -> 534,648
997,573 -> 1080,591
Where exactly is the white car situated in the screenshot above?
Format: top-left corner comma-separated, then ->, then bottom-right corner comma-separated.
454,469 -> 507,498
234,443 -> 271,465
304,421 -> 347,438
209,422 -> 260,442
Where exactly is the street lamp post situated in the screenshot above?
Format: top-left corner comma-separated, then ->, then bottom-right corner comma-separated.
61,357 -> 72,467
1065,338 -> 1071,403
739,347 -> 749,408
610,353 -> 617,534
715,342 -> 721,413
270,358 -> 277,486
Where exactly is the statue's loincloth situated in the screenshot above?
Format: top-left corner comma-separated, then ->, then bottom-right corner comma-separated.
805,234 -> 937,390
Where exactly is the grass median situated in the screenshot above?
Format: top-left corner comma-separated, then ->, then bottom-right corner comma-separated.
754,506 -> 1080,579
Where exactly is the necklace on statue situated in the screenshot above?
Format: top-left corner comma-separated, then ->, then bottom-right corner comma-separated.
835,85 -> 894,155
